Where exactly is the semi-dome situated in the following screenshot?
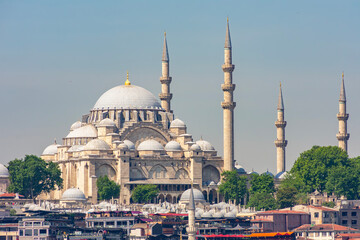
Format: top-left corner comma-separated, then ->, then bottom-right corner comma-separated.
118,143 -> 129,150
67,145 -> 84,153
165,141 -> 182,151
42,143 -> 61,155
98,118 -> 116,127
61,188 -> 86,201
196,140 -> 215,151
170,119 -> 186,128
66,125 -> 98,138
0,164 -> 9,178
70,121 -> 82,131
180,188 -> 205,202
190,144 -> 201,151
137,139 -> 164,151
83,139 -> 111,151
123,140 -> 135,150
93,85 -> 162,110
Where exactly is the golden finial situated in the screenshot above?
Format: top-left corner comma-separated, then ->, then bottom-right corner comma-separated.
54,138 -> 57,144
164,31 -> 166,37
342,71 -> 344,80
125,71 -> 131,86
227,16 -> 229,23
280,81 -> 282,88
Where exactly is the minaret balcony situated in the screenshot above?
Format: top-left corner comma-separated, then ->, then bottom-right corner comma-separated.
336,133 -> 350,141
274,139 -> 288,147
221,83 -> 236,92
337,113 -> 349,121
159,93 -> 173,101
275,121 -> 287,127
221,102 -> 236,110
160,76 -> 172,84
222,64 -> 235,72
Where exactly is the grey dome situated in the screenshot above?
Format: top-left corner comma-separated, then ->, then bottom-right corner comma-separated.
196,140 -> 215,151
61,188 -> 86,201
137,139 -> 164,151
165,141 -> 182,151
235,163 -> 246,174
224,212 -> 236,218
170,119 -> 186,128
213,211 -> 224,218
123,140 -> 135,150
180,188 -> 205,202
98,118 -> 116,127
248,170 -> 259,175
118,143 -> 129,150
83,139 -> 111,151
66,125 -> 98,138
275,171 -> 287,179
42,143 -> 61,155
190,144 -> 201,151
67,145 -> 84,152
70,121 -> 82,131
202,211 -> 213,218
0,164 -> 9,178
93,85 -> 162,110
263,171 -> 274,177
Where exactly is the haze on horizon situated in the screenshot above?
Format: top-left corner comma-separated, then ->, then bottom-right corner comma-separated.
0,1 -> 359,174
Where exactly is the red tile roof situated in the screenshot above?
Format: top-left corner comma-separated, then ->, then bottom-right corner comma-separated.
294,224 -> 359,232
0,193 -> 24,198
257,210 -> 310,215
308,206 -> 338,212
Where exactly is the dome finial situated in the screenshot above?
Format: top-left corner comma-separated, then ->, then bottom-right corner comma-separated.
125,71 -> 131,86
54,138 -> 57,144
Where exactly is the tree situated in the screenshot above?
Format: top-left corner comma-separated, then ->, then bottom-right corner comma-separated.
219,171 -> 247,204
249,173 -> 275,194
96,176 -> 120,200
7,155 -> 63,200
322,201 -> 336,208
247,192 -> 278,211
131,185 -> 159,203
276,185 -> 297,208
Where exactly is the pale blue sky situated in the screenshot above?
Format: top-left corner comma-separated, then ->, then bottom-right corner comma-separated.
1,1 -> 359,174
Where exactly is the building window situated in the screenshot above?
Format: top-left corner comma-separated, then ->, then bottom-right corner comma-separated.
39,229 -> 47,235
352,220 -> 357,225
25,229 -> 32,236
342,212 -> 348,217
314,212 -> 319,218
352,212 -> 357,217
19,230 -> 23,236
342,220 -> 348,225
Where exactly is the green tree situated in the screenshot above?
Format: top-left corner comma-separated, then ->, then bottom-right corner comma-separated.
247,192 -> 278,211
7,155 -> 63,200
219,171 -> 247,204
96,176 -> 120,200
276,185 -> 297,208
322,201 -> 336,208
250,173 -> 275,194
131,185 -> 159,203
290,146 -> 349,193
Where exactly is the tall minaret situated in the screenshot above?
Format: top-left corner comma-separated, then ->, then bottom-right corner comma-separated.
275,83 -> 287,174
159,32 -> 172,112
221,18 -> 236,171
336,72 -> 349,152
186,185 -> 196,240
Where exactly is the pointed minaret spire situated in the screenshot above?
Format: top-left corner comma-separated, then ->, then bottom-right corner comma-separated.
337,72 -> 349,152
186,183 -> 196,240
159,32 -> 172,113
225,17 -> 232,49
222,18 -> 236,171
275,82 -> 287,174
277,82 -> 284,110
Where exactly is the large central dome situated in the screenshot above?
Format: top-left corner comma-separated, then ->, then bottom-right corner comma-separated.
93,85 -> 162,110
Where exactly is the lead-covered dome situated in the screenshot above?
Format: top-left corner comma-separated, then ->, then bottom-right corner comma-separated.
170,119 -> 186,128
0,164 -> 9,178
93,85 -> 162,110
42,143 -> 61,155
61,188 -> 86,201
196,140 -> 215,151
83,139 -> 111,151
180,189 -> 205,202
66,125 -> 98,138
137,139 -> 164,151
165,141 -> 182,151
98,118 -> 116,127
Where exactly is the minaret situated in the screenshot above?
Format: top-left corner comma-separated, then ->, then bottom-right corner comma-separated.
336,72 -> 349,152
186,185 -> 196,240
221,18 -> 236,171
275,83 -> 287,174
159,32 -> 172,112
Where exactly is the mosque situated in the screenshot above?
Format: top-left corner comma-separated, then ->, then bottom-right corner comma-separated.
38,19 -> 350,205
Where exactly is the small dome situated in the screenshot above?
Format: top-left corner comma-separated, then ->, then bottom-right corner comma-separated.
263,171 -> 274,177
248,170 -> 259,175
180,188 -> 205,202
137,139 -> 164,151
70,121 -> 82,131
118,143 -> 129,150
83,139 -> 111,151
67,145 -> 84,152
224,212 -> 237,218
213,212 -> 224,218
196,140 -> 215,151
93,85 -> 162,110
98,118 -> 116,127
170,119 -> 186,128
61,188 -> 86,201
42,143 -> 61,155
202,211 -> 213,218
0,164 -> 9,178
275,171 -> 287,179
66,125 -> 98,138
165,141 -> 182,151
235,163 -> 246,174
123,140 -> 135,150
190,144 -> 201,151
